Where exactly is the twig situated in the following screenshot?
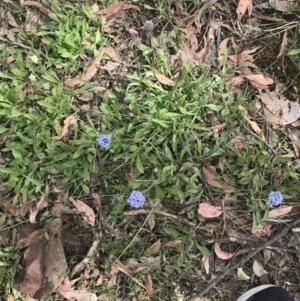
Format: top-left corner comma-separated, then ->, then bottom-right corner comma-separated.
240,122 -> 277,156
201,173 -> 217,205
0,36 -> 47,58
187,214 -> 300,301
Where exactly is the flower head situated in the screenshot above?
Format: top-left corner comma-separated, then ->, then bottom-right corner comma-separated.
144,20 -> 154,30
268,190 -> 283,207
127,190 -> 146,208
97,134 -> 111,148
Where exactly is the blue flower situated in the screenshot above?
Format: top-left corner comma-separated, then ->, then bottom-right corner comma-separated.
127,190 -> 146,208
97,134 -> 111,148
268,191 -> 283,206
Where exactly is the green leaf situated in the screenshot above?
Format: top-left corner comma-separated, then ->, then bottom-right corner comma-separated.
73,148 -> 83,159
152,119 -> 168,128
136,154 -> 144,173
95,29 -> 101,44
0,72 -> 14,80
81,183 -> 90,194
42,71 -> 60,84
288,49 -> 300,56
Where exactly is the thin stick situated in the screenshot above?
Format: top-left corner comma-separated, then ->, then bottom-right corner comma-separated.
0,37 -> 47,58
187,215 -> 300,301
240,122 -> 277,156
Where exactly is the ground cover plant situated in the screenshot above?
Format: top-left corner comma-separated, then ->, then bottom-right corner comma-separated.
0,0 -> 300,300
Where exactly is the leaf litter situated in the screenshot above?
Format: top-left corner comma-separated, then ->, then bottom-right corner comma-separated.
2,0 -> 300,300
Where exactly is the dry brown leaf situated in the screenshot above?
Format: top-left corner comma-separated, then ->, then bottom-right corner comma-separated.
247,0 -> 253,17
145,274 -> 155,297
256,223 -> 272,237
179,26 -> 198,51
198,203 -> 223,218
29,195 -> 48,224
164,240 -> 183,248
23,86 -> 35,95
0,199 -> 31,218
178,43 -> 195,64
253,259 -> 267,277
0,199 -> 21,217
24,10 -> 40,33
50,200 -> 64,213
235,141 -> 246,150
91,3 -> 99,13
196,36 -> 207,62
268,206 -> 294,218
226,76 -> 245,87
15,218 -> 68,300
7,12 -> 19,28
103,46 -> 122,63
238,46 -> 261,63
228,46 -> 261,65
238,105 -> 265,140
6,56 -> 16,64
277,30 -> 288,58
214,242 -> 234,260
207,122 -> 226,131
103,1 -> 140,19
52,115 -> 75,140
218,38 -> 230,67
258,91 -> 300,125
154,72 -> 175,86
244,74 -> 274,86
202,166 -> 235,193
16,229 -> 40,249
291,140 -> 300,158
24,1 -> 49,14
65,48 -> 105,88
69,197 -> 95,227
58,276 -> 97,301
145,240 -> 161,256
241,67 -> 273,90
236,0 -> 252,19
147,213 -> 156,231
101,61 -> 121,74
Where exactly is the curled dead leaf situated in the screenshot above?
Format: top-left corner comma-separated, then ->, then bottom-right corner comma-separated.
238,105 -> 265,140
154,72 -> 175,86
218,38 -> 230,67
164,240 -> 183,248
253,259 -> 267,277
52,116 -> 75,140
202,166 -> 235,193
236,0 -> 252,20
226,76 -> 245,87
69,197 -> 95,227
145,240 -> 161,256
29,195 -> 48,224
214,242 -> 234,260
244,74 -> 274,86
258,91 -> 300,125
145,274 -> 155,297
256,223 -> 272,238
24,1 -> 49,14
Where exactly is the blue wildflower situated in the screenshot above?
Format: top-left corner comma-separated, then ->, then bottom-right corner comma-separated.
268,191 -> 283,207
127,190 -> 146,208
97,134 -> 111,148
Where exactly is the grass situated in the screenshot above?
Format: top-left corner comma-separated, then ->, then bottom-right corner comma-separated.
1,0 -> 300,300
